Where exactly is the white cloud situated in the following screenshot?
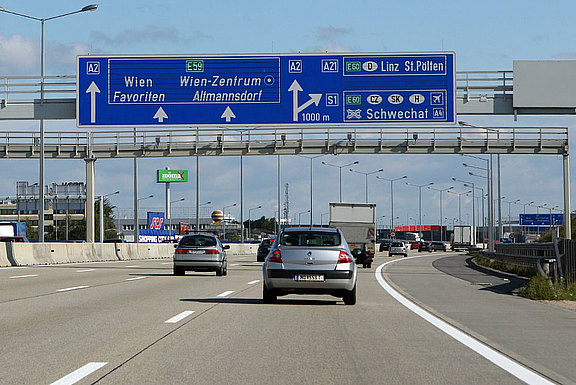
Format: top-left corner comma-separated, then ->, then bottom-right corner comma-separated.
0,34 -> 38,74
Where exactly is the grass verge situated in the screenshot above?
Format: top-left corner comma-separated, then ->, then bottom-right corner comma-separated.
472,254 -> 576,300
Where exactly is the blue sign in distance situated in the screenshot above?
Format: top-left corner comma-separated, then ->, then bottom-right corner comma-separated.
77,53 -> 455,127
519,213 -> 564,226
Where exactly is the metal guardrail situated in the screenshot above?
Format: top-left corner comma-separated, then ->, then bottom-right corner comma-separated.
0,71 -> 509,103
491,242 -> 564,279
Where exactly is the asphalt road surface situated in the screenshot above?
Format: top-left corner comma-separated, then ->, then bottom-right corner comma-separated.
1,251 -> 574,384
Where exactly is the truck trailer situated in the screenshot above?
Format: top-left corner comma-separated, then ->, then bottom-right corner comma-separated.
329,203 -> 376,268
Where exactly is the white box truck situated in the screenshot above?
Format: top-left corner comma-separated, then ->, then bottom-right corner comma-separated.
451,225 -> 473,251
329,203 -> 376,268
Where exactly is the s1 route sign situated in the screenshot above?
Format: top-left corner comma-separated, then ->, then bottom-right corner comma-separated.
77,52 -> 455,127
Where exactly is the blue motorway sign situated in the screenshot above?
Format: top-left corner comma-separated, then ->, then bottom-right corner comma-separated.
77,53 -> 455,127
519,213 -> 564,226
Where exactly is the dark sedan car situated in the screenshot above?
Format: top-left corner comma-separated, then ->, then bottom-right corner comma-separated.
257,238 -> 275,262
430,241 -> 447,252
379,240 -> 392,252
173,233 -> 229,276
418,241 -> 432,252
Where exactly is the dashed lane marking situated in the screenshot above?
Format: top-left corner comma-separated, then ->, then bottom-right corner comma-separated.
9,274 -> 39,279
56,286 -> 89,292
164,311 -> 196,324
248,280 -> 260,285
217,290 -> 235,297
50,362 -> 107,385
126,277 -> 147,281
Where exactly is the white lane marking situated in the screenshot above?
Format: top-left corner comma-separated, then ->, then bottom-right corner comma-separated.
164,310 -> 196,324
126,276 -> 147,281
125,265 -> 140,268
9,274 -> 39,279
50,362 -> 107,385
248,280 -> 260,285
217,290 -> 235,297
230,264 -> 240,266
162,262 -> 171,265
375,258 -> 555,385
76,269 -> 96,273
56,286 -> 89,292
0,266 -> 28,270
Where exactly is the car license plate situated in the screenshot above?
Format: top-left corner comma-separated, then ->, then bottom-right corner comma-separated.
189,250 -> 203,254
294,274 -> 324,282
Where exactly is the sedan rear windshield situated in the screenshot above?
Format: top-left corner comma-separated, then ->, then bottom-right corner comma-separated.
260,239 -> 274,246
280,231 -> 341,247
391,242 -> 404,247
179,235 -> 217,247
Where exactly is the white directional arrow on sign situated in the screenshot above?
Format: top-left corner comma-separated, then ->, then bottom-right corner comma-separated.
221,106 -> 236,122
288,79 -> 322,122
86,81 -> 100,123
153,107 -> 168,123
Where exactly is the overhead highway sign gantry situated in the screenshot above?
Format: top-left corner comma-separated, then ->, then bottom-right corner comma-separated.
77,52 -> 456,127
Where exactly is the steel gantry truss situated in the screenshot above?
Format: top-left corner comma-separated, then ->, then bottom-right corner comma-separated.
0,126 -> 568,158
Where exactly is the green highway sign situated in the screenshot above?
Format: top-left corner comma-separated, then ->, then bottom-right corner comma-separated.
157,169 -> 188,183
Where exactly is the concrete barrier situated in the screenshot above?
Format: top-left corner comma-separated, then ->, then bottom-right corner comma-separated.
0,243 -> 12,267
225,243 -> 258,255
1,242 -> 174,266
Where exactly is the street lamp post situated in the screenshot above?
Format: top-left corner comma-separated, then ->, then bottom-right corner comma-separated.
350,168 -> 384,203
453,177 -> 478,246
222,203 -> 237,241
428,186 -> 453,241
98,190 -> 119,243
136,194 -> 153,242
169,198 -> 185,235
321,160 -> 359,202
464,183 -> 486,245
298,210 -> 310,225
447,189 -> 472,227
299,155 -> 324,226
0,4 -> 98,242
248,205 -> 262,240
406,182 -> 434,237
376,175 -> 407,233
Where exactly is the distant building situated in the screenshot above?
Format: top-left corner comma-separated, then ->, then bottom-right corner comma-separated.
0,181 -> 86,237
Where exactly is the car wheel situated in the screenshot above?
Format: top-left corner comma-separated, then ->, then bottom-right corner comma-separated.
343,285 -> 356,305
367,263 -> 372,268
403,253 -> 408,258
174,267 -> 185,276
222,261 -> 228,276
263,284 -> 276,304
216,264 -> 224,276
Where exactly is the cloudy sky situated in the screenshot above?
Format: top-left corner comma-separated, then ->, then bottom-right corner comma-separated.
1,0 -> 575,228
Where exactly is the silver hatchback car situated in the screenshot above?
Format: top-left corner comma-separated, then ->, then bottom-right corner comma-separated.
173,234 -> 229,276
262,227 -> 357,305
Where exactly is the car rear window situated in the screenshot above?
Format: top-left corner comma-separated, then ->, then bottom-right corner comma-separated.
391,242 -> 404,247
280,231 -> 341,247
260,239 -> 274,246
179,235 -> 217,247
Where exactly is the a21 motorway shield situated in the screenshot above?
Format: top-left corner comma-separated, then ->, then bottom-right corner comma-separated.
77,52 -> 455,127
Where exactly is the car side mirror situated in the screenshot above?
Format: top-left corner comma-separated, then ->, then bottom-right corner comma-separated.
223,245 -> 230,250
173,244 -> 177,248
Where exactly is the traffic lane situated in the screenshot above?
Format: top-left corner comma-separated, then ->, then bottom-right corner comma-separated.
0,255 -> 262,384
383,253 -> 576,385
0,259 -> 175,303
95,257 -> 522,384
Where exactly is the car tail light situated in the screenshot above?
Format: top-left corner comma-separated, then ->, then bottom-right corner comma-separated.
175,249 -> 186,253
205,249 -> 219,254
268,250 -> 283,263
338,251 -> 352,264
